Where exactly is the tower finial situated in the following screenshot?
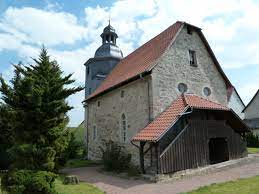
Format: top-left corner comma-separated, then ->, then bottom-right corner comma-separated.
108,13 -> 111,26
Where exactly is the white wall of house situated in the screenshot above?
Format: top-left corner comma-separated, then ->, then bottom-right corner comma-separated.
244,92 -> 259,119
228,90 -> 245,119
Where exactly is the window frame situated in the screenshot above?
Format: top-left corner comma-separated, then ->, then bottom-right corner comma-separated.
189,50 -> 197,67
178,83 -> 188,93
121,90 -> 125,98
92,125 -> 97,141
203,87 -> 212,97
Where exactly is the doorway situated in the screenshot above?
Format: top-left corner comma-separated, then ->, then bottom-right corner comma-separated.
209,138 -> 229,164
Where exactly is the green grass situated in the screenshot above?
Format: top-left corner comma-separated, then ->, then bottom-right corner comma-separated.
55,176 -> 104,194
68,122 -> 85,143
65,159 -> 100,168
186,176 -> 259,194
248,147 -> 259,154
0,174 -> 103,194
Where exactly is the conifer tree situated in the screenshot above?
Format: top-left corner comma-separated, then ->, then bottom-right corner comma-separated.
0,48 -> 83,172
0,103 -> 14,169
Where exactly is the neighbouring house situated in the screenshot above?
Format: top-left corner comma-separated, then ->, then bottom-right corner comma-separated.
243,90 -> 259,135
227,87 -> 245,119
84,21 -> 249,174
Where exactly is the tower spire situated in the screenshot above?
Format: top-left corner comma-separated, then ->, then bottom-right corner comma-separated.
100,18 -> 118,45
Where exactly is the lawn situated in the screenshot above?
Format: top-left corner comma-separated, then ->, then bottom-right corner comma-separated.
0,174 -> 104,194
55,176 -> 103,194
65,158 -> 100,168
247,147 -> 259,154
186,176 -> 259,194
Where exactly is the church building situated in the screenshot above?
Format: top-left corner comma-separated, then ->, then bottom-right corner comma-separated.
84,21 -> 249,174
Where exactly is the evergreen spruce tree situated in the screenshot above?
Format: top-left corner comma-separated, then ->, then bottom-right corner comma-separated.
0,48 -> 83,172
0,103 -> 14,169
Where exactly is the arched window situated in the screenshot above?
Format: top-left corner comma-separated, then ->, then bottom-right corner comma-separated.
93,125 -> 97,141
121,114 -> 127,142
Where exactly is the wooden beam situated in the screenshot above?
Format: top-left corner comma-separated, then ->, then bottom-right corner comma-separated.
155,143 -> 159,174
139,141 -> 146,174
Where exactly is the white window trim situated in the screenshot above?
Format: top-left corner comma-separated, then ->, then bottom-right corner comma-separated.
92,125 -> 97,141
202,86 -> 212,97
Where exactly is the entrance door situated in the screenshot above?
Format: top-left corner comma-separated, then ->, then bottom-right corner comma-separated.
209,138 -> 229,164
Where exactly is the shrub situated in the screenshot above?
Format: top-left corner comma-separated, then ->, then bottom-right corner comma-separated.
245,132 -> 259,147
0,144 -> 11,170
67,133 -> 85,159
100,140 -> 131,172
1,170 -> 57,194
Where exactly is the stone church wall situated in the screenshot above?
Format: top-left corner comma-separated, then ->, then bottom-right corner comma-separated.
86,76 -> 152,166
151,25 -> 228,118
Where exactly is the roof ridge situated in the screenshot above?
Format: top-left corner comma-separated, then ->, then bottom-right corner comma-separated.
242,89 -> 259,112
123,22 -> 183,61
185,93 -> 228,109
86,21 -> 183,101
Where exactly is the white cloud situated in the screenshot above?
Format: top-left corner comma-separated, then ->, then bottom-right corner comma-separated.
1,7 -> 87,46
1,0 -> 259,125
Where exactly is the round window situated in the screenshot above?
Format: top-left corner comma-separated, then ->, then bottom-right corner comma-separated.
178,83 -> 188,93
203,87 -> 211,96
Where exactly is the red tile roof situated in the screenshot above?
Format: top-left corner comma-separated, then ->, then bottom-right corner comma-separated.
132,94 -> 229,142
86,21 -> 184,100
86,21 -> 233,102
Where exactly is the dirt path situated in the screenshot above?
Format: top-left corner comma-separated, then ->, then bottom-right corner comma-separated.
62,155 -> 259,194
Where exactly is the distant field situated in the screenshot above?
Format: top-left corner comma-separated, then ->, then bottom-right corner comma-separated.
186,176 -> 259,194
248,147 -> 259,154
68,122 -> 84,143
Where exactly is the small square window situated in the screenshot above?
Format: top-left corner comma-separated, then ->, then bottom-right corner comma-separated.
87,66 -> 90,75
187,26 -> 192,35
121,90 -> 124,98
189,50 -> 197,66
97,101 -> 100,107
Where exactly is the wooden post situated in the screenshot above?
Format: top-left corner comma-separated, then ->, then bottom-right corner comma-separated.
139,141 -> 146,174
155,143 -> 159,174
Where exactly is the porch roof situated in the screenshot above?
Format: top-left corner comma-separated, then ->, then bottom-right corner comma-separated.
132,94 -> 248,142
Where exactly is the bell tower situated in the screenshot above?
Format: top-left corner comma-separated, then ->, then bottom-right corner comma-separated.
101,21 -> 118,45
84,22 -> 123,98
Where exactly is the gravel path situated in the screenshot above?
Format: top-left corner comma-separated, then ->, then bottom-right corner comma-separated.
62,155 -> 259,194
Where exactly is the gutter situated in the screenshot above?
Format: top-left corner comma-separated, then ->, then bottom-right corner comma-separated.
85,71 -> 152,102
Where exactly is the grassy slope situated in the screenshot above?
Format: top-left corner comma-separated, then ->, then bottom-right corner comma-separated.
187,176 -> 259,194
247,147 -> 259,154
67,121 -> 85,144
65,159 -> 100,168
55,176 -> 103,194
0,174 -> 103,194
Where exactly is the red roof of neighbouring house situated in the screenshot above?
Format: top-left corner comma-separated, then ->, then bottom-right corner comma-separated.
86,21 -> 233,102
132,94 -> 230,142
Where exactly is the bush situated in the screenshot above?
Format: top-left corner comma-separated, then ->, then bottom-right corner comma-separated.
0,144 -> 11,170
100,140 -> 131,172
67,133 -> 85,159
1,170 -> 57,194
245,132 -> 259,147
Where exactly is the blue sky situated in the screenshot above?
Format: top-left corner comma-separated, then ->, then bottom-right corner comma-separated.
0,0 -> 258,126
